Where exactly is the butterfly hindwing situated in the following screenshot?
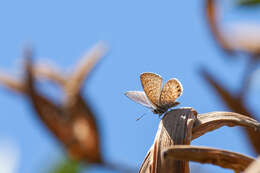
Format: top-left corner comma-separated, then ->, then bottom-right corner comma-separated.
140,72 -> 162,107
159,78 -> 183,108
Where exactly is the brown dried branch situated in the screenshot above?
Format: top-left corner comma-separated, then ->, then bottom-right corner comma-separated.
163,145 -> 254,172
0,44 -> 107,164
206,0 -> 260,57
244,156 -> 260,173
64,43 -> 107,106
26,58 -> 102,163
200,68 -> 260,155
192,111 -> 260,140
139,108 -> 197,173
200,68 -> 249,115
206,0 -> 235,55
34,63 -> 66,86
0,72 -> 25,93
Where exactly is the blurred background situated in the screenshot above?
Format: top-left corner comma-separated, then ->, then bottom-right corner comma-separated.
0,0 -> 260,173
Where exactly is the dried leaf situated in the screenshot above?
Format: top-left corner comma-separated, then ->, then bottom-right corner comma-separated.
201,68 -> 260,155
163,145 -> 254,172
244,156 -> 260,173
192,111 -> 260,140
139,108 -> 197,173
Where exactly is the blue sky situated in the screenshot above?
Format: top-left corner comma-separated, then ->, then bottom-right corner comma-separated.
0,1 -> 260,173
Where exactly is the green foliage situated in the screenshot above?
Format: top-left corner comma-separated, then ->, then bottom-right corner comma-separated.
50,159 -> 82,173
237,0 -> 260,7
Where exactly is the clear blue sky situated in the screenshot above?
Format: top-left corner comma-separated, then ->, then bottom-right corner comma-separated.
0,1 -> 260,173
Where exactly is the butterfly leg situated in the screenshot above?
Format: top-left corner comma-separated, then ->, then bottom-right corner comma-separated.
159,113 -> 164,119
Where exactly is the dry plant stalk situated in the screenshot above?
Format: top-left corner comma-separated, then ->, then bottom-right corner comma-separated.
139,107 -> 260,173
244,156 -> 260,173
139,108 -> 197,173
163,145 -> 254,172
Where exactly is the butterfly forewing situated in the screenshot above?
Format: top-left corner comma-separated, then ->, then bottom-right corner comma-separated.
140,73 -> 162,107
159,78 -> 183,108
125,91 -> 155,109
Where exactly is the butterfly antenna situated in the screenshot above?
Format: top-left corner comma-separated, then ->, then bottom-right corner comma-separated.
136,113 -> 146,121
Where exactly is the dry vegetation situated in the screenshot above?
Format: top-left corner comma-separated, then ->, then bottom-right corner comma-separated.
1,0 -> 260,173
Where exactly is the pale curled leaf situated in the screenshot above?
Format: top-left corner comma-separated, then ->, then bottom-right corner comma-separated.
163,145 -> 254,172
192,112 -> 260,140
225,23 -> 260,55
245,156 -> 260,173
139,108 -> 197,173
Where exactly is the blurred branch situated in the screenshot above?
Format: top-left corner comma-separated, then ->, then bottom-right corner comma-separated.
34,63 -> 66,86
200,68 -> 260,155
200,68 -> 249,115
0,44 -> 138,173
25,57 -> 102,163
239,57 -> 260,100
206,0 -> 235,55
0,72 -> 24,93
0,44 -> 105,164
205,0 -> 260,57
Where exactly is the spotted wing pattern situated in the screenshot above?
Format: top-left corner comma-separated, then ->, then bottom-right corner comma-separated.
125,91 -> 155,109
159,78 -> 182,108
140,73 -> 162,107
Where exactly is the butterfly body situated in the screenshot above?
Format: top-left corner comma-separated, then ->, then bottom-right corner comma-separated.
152,101 -> 180,115
125,72 -> 183,116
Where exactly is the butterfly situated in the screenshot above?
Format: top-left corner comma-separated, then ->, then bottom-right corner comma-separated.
125,72 -> 183,117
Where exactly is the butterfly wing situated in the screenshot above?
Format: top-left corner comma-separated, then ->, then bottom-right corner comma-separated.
140,72 -> 162,107
125,91 -> 155,109
159,78 -> 183,108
